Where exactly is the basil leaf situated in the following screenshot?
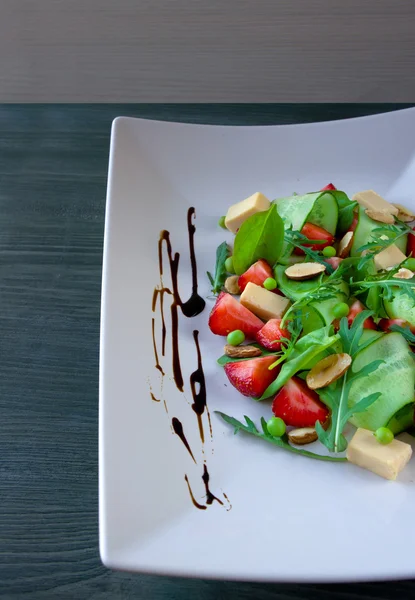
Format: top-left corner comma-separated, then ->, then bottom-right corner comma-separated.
335,191 -> 357,235
207,241 -> 229,294
232,204 -> 284,275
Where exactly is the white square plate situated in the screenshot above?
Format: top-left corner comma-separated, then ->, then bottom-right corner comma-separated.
100,108 -> 415,582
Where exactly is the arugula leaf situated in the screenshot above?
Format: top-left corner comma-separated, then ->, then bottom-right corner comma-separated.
350,272 -> 415,305
316,312 -> 384,453
357,223 -> 413,271
259,326 -> 340,400
207,241 -> 229,294
283,229 -> 334,273
216,412 -> 346,462
389,323 -> 415,345
233,204 -> 284,275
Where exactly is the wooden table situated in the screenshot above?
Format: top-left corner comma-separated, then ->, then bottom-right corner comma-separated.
1,104 -> 414,599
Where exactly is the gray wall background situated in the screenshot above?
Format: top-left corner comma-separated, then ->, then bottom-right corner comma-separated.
0,0 -> 414,102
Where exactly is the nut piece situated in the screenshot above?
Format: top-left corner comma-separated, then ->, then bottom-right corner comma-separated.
306,353 -> 352,390
365,209 -> 395,224
288,427 -> 318,445
393,268 -> 414,280
224,275 -> 240,295
393,203 -> 415,223
338,231 -> 354,259
224,344 -> 262,358
285,262 -> 326,280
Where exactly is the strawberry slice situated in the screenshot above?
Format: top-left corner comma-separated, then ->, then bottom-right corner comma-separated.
379,318 -> 415,334
256,319 -> 290,351
348,299 -> 377,330
320,183 -> 336,191
224,355 -> 279,398
238,260 -> 273,293
208,292 -> 263,338
407,226 -> 415,257
272,376 -> 329,427
348,211 -> 359,233
294,222 -> 334,255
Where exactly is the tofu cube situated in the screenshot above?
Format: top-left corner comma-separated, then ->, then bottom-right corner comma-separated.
240,282 -> 291,321
374,244 -> 406,271
352,190 -> 399,215
225,192 -> 270,234
347,428 -> 412,480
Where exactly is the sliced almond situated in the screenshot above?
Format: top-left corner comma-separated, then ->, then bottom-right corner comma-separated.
393,203 -> 415,223
288,427 -> 318,445
224,275 -> 240,295
284,262 -> 326,281
365,209 -> 395,224
338,231 -> 354,259
224,344 -> 262,358
393,268 -> 414,280
306,353 -> 352,390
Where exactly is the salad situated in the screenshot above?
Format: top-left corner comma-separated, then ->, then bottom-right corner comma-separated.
208,185 -> 415,480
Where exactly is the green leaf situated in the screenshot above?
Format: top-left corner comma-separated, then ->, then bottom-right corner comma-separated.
216,411 -> 346,462
259,326 -> 339,400
233,204 -> 284,275
342,392 -> 381,422
350,274 -> 415,305
336,193 -> 357,235
208,241 -> 229,294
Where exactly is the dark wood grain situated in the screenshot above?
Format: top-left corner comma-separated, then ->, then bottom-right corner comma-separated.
1,105 -> 414,599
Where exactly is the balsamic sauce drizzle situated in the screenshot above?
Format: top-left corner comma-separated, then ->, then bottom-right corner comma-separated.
172,417 -> 196,464
151,207 -> 229,511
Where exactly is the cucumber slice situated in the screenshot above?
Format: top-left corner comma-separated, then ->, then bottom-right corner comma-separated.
351,205 -> 407,257
387,403 -> 414,435
310,283 -> 349,327
301,306 -> 325,335
275,192 -> 338,261
349,332 -> 415,432
384,290 -> 415,327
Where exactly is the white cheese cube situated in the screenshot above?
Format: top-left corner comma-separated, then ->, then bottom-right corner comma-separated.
352,190 -> 399,215
347,428 -> 412,480
374,244 -> 406,271
225,192 -> 270,234
240,282 -> 291,321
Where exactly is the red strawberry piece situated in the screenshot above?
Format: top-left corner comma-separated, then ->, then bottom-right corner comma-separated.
208,292 -> 263,338
272,376 -> 329,427
347,299 -> 377,330
255,319 -> 290,351
238,260 -> 273,293
378,318 -> 415,334
224,355 -> 279,398
320,183 -> 337,191
407,226 -> 415,257
293,222 -> 335,255
348,211 -> 359,233
325,256 -> 343,271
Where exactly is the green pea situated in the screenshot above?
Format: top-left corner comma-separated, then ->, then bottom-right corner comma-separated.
218,215 -> 227,229
333,302 -> 349,319
263,277 -> 277,291
227,329 -> 245,346
225,256 -> 235,273
403,258 -> 415,271
375,427 -> 394,445
266,417 -> 286,438
322,246 -> 336,258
